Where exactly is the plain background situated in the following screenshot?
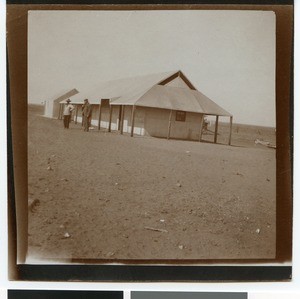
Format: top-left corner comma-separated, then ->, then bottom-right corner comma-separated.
0,0 -> 299,297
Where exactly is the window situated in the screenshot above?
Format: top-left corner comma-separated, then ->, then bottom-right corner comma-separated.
101,99 -> 110,108
176,111 -> 186,122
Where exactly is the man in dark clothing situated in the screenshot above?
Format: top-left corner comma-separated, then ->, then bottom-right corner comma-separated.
82,98 -> 92,132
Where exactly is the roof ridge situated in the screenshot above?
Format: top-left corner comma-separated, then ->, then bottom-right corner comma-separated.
134,70 -> 182,103
108,71 -> 181,104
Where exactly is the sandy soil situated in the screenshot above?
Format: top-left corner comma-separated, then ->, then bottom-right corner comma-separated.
28,105 -> 276,262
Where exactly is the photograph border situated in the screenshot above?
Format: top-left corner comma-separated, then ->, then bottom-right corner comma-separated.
6,0 -> 293,281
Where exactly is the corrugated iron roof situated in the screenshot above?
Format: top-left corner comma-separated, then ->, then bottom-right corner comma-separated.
111,85 -> 232,117
69,70 -> 179,103
60,70 -> 231,117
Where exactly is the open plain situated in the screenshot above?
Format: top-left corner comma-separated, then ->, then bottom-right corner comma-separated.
28,105 -> 276,262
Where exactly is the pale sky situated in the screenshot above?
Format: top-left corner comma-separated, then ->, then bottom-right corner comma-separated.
28,10 -> 275,127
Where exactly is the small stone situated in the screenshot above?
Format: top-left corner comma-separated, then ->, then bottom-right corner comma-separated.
176,182 -> 182,187
160,219 -> 165,223
63,232 -> 70,238
256,228 -> 261,234
178,245 -> 184,250
28,198 -> 40,212
47,166 -> 52,171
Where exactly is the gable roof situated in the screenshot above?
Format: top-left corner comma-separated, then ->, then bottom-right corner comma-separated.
111,85 -> 232,117
68,70 -> 191,103
63,70 -> 231,117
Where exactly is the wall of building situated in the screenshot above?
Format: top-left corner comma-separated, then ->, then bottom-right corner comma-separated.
84,104 -> 203,141
76,104 -> 127,132
122,106 -> 146,135
81,105 -> 146,135
44,100 -> 69,119
143,107 -> 203,141
52,99 -> 62,119
44,100 -> 53,118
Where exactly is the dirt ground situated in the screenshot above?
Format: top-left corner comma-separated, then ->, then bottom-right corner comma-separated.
27,104 -> 276,262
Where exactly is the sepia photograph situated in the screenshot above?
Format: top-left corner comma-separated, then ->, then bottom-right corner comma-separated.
26,9 -> 277,262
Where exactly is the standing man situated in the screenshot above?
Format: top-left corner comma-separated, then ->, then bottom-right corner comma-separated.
82,98 -> 92,132
63,99 -> 74,129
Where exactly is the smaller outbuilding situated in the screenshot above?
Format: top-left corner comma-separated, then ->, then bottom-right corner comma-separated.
44,88 -> 78,119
